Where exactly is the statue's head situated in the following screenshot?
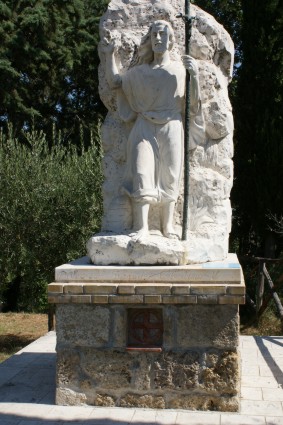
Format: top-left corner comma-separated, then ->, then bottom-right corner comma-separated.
151,20 -> 175,52
137,20 -> 175,64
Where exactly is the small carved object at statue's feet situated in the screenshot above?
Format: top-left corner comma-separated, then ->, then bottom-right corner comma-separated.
164,232 -> 179,240
130,227 -> 149,243
162,225 -> 180,240
163,231 -> 180,240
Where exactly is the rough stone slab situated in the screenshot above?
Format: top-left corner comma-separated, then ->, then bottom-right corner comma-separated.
55,346 -> 239,410
56,305 -> 111,347
48,294 -> 72,304
176,411 -> 221,424
48,283 -> 63,293
49,284 -> 244,304
241,387 -> 263,401
49,263 -> 245,304
241,400 -> 283,416
91,295 -> 109,304
197,295 -> 218,304
108,294 -> 144,304
219,295 -> 245,305
220,414 -> 266,425
86,233 -> 232,266
227,285 -> 246,295
172,285 -> 192,295
167,394 -> 239,412
84,284 -> 117,294
144,295 -> 162,303
70,295 -> 92,303
87,233 -> 187,266
49,292 -> 243,304
176,305 -> 239,349
190,285 -> 227,295
266,417 -> 283,425
162,295 -> 197,304
135,285 -> 171,295
120,394 -> 166,409
55,304 -> 239,350
54,254 -> 242,283
64,285 -> 83,294
117,285 -> 135,295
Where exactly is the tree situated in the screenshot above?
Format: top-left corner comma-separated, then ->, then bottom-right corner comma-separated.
194,0 -> 283,258
0,0 -> 108,144
0,124 -> 103,311
232,0 -> 283,257
194,0 -> 243,96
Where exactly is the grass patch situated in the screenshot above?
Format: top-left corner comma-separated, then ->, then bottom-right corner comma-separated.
240,303 -> 282,336
0,312 -> 48,363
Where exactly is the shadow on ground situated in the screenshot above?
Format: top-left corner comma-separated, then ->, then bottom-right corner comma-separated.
255,336 -> 283,386
0,352 -> 56,404
0,414 -> 143,425
0,334 -> 36,358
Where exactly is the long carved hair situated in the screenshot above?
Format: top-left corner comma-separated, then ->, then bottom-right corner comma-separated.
136,20 -> 175,65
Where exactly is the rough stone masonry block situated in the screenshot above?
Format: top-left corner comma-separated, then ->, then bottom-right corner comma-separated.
199,350 -> 239,395
111,306 -> 127,347
56,304 -> 111,347
56,387 -> 88,406
120,394 -> 166,409
166,394 -> 239,412
96,393 -> 116,407
57,348 -> 80,383
56,346 -> 239,410
177,305 -> 239,349
80,349 -> 133,390
54,270 -> 242,411
153,351 -> 201,390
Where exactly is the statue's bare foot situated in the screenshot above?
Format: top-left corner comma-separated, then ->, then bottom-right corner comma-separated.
130,228 -> 149,242
163,228 -> 180,240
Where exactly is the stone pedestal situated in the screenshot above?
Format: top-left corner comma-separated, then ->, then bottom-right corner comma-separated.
48,253 -> 245,412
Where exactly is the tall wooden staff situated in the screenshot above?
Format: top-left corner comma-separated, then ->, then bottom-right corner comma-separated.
177,1 -> 193,241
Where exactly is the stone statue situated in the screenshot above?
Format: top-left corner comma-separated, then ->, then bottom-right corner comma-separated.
101,20 -> 205,241
87,0 -> 235,265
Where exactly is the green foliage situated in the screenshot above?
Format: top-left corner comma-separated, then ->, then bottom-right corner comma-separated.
0,0 -> 109,143
0,123 -> 103,312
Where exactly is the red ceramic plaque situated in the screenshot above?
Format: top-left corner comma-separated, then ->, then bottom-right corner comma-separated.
128,309 -> 163,347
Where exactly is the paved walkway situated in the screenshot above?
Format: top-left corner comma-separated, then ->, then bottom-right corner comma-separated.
0,333 -> 283,424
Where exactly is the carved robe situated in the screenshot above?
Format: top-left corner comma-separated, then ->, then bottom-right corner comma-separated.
118,61 -> 205,204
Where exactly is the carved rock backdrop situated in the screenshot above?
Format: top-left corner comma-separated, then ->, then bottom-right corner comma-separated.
97,0 -> 234,263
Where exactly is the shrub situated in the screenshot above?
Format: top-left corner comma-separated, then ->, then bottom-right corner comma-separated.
0,123 -> 103,312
